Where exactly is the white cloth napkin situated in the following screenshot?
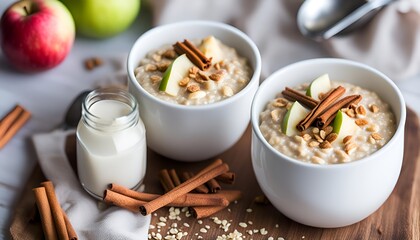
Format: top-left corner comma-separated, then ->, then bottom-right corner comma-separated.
150,0 -> 420,81
32,130 -> 150,240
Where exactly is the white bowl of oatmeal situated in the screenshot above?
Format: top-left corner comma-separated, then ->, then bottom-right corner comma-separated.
127,21 -> 261,161
251,58 -> 406,227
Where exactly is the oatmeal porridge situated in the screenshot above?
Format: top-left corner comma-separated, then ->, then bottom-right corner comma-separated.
134,36 -> 252,105
259,75 -> 396,164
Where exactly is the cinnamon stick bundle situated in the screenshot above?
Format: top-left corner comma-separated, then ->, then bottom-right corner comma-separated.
33,181 -> 78,240
189,190 -> 242,219
0,104 -> 31,149
173,39 -> 212,71
139,160 -> 229,215
297,86 -> 345,131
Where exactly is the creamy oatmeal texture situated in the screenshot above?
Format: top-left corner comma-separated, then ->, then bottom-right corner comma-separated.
135,36 -> 252,105
259,81 -> 396,164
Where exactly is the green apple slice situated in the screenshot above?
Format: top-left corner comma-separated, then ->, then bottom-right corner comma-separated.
333,110 -> 360,143
306,73 -> 331,101
281,101 -> 310,136
199,36 -> 223,63
159,54 -> 194,96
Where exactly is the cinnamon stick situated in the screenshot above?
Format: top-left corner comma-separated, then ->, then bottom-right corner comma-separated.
33,187 -> 58,240
189,190 -> 242,219
215,172 -> 235,184
315,95 -> 362,128
104,188 -> 229,211
173,40 -> 212,71
159,169 -> 175,192
169,169 -> 182,186
206,179 -> 221,193
62,210 -> 78,240
41,181 -> 69,240
181,172 -> 209,193
0,104 -> 31,149
282,87 -> 318,109
139,162 -> 229,215
297,86 -> 345,131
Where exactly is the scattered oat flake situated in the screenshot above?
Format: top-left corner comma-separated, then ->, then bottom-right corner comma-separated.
246,208 -> 253,213
239,222 -> 247,228
200,228 -> 207,233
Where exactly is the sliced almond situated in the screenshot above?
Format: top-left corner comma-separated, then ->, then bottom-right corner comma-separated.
222,86 -> 234,97
343,135 -> 353,144
314,134 -> 323,143
325,132 -> 338,143
346,109 -> 356,118
178,77 -> 190,87
319,130 -> 326,140
371,133 -> 383,140
187,84 -> 200,93
302,133 -> 312,141
311,156 -> 326,164
324,126 -> 333,135
308,141 -> 320,147
355,119 -> 368,126
320,141 -> 332,149
145,64 -> 157,72
356,105 -> 367,116
197,71 -> 209,81
344,142 -> 357,154
150,75 -> 162,83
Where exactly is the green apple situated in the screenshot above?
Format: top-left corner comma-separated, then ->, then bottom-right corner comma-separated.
333,110 -> 360,142
199,36 -> 223,63
159,54 -> 194,96
306,73 -> 331,100
60,0 -> 140,38
282,101 -> 309,136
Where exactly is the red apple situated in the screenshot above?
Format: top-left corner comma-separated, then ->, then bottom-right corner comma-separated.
0,0 -> 75,73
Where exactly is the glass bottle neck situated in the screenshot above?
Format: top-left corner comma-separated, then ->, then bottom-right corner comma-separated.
81,88 -> 139,132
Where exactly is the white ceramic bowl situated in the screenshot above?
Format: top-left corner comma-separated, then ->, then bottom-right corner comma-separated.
127,21 -> 261,161
251,58 -> 406,228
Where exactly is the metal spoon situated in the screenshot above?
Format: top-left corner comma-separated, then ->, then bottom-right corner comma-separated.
60,90 -> 91,129
297,0 -> 395,40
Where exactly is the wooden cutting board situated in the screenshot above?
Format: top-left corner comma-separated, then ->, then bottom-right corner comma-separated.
9,108 -> 420,240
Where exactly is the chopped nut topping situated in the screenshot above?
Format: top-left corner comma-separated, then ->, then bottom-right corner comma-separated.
344,142 -> 357,154
343,135 -> 353,144
320,141 -> 332,149
214,62 -> 221,70
222,86 -> 234,97
368,136 -> 376,144
312,128 -> 320,134
319,130 -> 326,139
197,71 -> 209,81
311,156 -> 326,164
190,66 -> 199,74
162,49 -> 176,59
308,141 -> 320,147
355,119 -> 368,126
356,105 -> 367,116
371,133 -> 383,140
152,54 -> 162,62
272,98 -> 288,108
302,133 -> 312,141
145,64 -> 157,72
150,75 -> 162,83
314,134 -> 323,143
324,126 -> 333,135
178,77 -> 190,87
326,132 -> 338,143
209,73 -> 224,81
270,109 -> 281,122
346,109 -> 356,118
157,61 -> 171,72
187,84 -> 200,92
369,104 -> 379,113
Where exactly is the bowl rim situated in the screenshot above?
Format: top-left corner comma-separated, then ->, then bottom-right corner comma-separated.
251,58 -> 406,169
127,20 -> 262,111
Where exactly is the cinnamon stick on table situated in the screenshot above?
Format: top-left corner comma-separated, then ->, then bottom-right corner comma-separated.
139,159 -> 229,215
40,181 -> 69,240
0,104 -> 31,149
181,172 -> 209,193
297,86 -> 345,131
33,187 -> 58,240
189,190 -> 242,219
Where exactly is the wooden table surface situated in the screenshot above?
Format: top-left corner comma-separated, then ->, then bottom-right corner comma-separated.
9,108 -> 420,240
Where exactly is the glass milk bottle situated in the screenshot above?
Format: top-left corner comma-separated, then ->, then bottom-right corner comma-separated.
76,88 -> 146,199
